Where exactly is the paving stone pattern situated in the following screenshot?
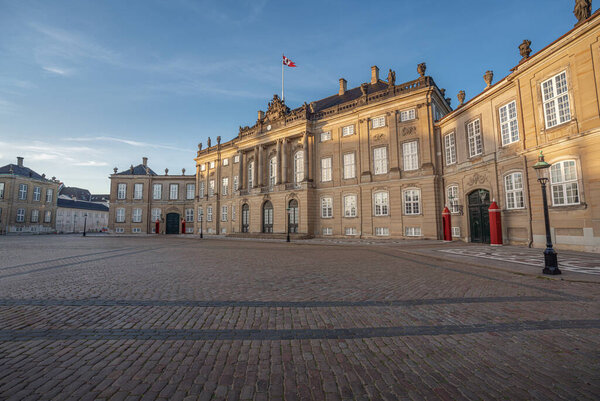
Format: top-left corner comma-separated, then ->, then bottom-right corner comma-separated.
0,236 -> 599,400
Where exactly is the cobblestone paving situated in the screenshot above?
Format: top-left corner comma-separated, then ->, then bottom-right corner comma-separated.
0,236 -> 599,400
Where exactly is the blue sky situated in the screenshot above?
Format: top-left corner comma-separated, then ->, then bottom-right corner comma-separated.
0,0 -> 590,193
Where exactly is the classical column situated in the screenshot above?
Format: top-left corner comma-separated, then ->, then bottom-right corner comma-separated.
302,132 -> 309,182
257,145 -> 263,187
238,150 -> 244,190
253,146 -> 258,188
281,139 -> 288,184
276,140 -> 282,185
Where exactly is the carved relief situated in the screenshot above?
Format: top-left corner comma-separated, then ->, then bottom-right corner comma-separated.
457,90 -> 466,106
373,133 -> 386,142
484,70 -> 494,88
401,126 -> 417,136
574,0 -> 592,24
519,40 -> 532,59
417,62 -> 426,77
466,172 -> 488,187
387,69 -> 396,86
360,83 -> 368,96
265,94 -> 290,121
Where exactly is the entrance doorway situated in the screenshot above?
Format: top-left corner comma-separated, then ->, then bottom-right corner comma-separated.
468,189 -> 490,243
241,204 -> 249,233
288,199 -> 298,234
262,201 -> 273,233
166,213 -> 180,234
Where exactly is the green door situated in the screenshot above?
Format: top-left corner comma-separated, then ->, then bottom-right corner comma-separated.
468,189 -> 490,243
166,213 -> 180,234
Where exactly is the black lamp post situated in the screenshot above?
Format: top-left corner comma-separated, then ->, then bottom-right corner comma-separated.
82,213 -> 87,237
286,207 -> 291,242
199,215 -> 203,239
532,151 -> 560,275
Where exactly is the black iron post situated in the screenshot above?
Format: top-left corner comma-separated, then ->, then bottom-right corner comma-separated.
539,179 -> 560,275
286,208 -> 291,242
200,216 -> 203,239
82,213 -> 87,237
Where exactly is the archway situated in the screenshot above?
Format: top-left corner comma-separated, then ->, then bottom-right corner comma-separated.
468,189 -> 490,243
166,213 -> 180,234
262,201 -> 273,233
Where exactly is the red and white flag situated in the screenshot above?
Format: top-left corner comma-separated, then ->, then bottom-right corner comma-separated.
282,55 -> 296,67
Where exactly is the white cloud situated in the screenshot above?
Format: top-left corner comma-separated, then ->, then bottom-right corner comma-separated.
42,66 -> 72,76
64,136 -> 189,152
72,161 -> 109,167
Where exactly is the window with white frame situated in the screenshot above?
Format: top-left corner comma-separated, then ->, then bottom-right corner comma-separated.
234,155 -> 240,163
209,180 -> 215,196
320,131 -> 331,142
467,119 -> 483,157
210,161 -> 215,169
33,186 -> 41,202
405,227 -> 422,236
223,158 -> 229,166
403,141 -> 419,171
16,208 -> 25,222
345,227 -> 357,236
321,157 -> 332,182
152,184 -> 161,200
19,184 -> 28,200
132,208 -> 142,223
117,183 -> 126,200
444,133 -> 456,165
233,175 -> 239,191
321,197 -> 333,218
373,147 -> 388,175
342,125 -> 354,136
550,160 -> 579,206
403,189 -> 421,215
452,227 -> 460,237
343,153 -> 355,179
199,182 -> 205,198
248,161 -> 254,188
222,178 -> 229,195
375,227 -> 389,236
504,172 -> 525,209
231,205 -> 236,221
132,228 -> 141,233
115,227 -> 124,233
221,206 -> 228,222
344,195 -> 357,217
542,71 -> 571,129
31,209 -> 39,223
447,185 -> 459,213
372,116 -> 385,128
0,182 -> 4,199
197,207 -> 203,221
185,208 -> 194,222
294,152 -> 304,184
400,109 -> 416,122
133,183 -> 142,200
374,191 -> 389,216
269,157 -> 277,187
207,206 -> 213,222
116,208 -> 125,223
499,101 -> 519,145
186,184 -> 195,200
44,210 -> 51,223
152,208 -> 161,222
322,227 -> 333,236
169,184 -> 178,200
200,164 -> 206,172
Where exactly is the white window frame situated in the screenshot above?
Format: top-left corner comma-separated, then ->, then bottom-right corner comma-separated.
322,227 -> 333,236
294,152 -> 304,184
405,227 -> 422,237
231,205 -> 236,221
132,208 -> 142,223
0,182 -> 4,199
342,125 -> 354,137
134,183 -> 143,200
222,178 -> 229,196
542,71 -> 571,129
221,206 -> 228,222
210,161 -> 215,169
446,185 -> 459,214
33,186 -> 41,202
116,208 -> 125,223
169,184 -> 178,200
152,208 -> 161,222
248,161 -> 254,188
452,227 -> 460,237
223,158 -> 229,166
31,209 -> 39,223
45,188 -> 53,203
343,153 -> 355,179
373,191 -> 389,216
199,182 -> 205,198
320,131 -> 331,142
373,147 -> 388,175
185,208 -> 194,222
344,194 -> 357,218
321,197 -> 333,218
269,157 -> 277,187
321,157 -> 332,182
197,207 -> 203,222
550,160 -> 580,206
16,208 -> 25,222
504,172 -> 525,209
117,183 -> 126,200
209,180 -> 215,197
375,227 -> 389,236
345,227 -> 357,236
403,189 -> 421,215
186,184 -> 195,200
499,101 -> 519,146
207,206 -> 213,222
467,119 -> 483,157
233,155 -> 240,163
400,109 -> 416,122
403,141 -> 419,171
233,175 -> 239,191
372,116 -> 385,129
200,164 -> 206,172
19,184 -> 28,200
44,210 -> 52,223
153,184 -> 162,200
444,133 -> 456,165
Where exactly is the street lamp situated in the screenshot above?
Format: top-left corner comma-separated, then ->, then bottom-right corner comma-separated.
532,151 -> 560,275
286,207 -> 291,242
82,213 -> 88,237
199,215 -> 203,239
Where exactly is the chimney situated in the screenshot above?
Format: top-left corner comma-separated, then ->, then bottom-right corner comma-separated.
258,110 -> 264,120
17,156 -> 24,167
339,78 -> 347,96
142,157 -> 148,167
371,66 -> 379,84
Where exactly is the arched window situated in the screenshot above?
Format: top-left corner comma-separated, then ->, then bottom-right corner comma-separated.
403,189 -> 420,215
373,191 -> 389,216
504,172 -> 524,209
294,151 -> 304,185
288,199 -> 298,233
241,204 -> 250,233
550,160 -> 579,205
446,185 -> 459,213
248,161 -> 254,188
269,156 -> 277,187
262,201 -> 273,233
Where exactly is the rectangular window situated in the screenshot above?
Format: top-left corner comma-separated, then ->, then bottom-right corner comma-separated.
132,228 -> 142,233
375,227 -> 389,236
342,125 -> 354,136
117,183 -> 126,200
444,133 -> 456,165
550,160 -> 579,206
344,195 -> 357,217
210,161 -> 215,169
234,155 -> 240,163
197,207 -> 203,221
223,158 -> 229,166
343,153 -> 355,179
542,71 -> 571,129
207,206 -> 213,222
373,147 -> 388,175
199,182 -> 205,198
221,206 -> 228,222
153,184 -> 162,200
322,227 -> 333,236
345,227 -> 357,236
467,119 -> 483,157
169,184 -> 178,200
0,182 -> 4,199
405,227 -> 422,236
248,161 -> 254,188
132,208 -> 142,223
374,192 -> 389,216
44,210 -> 51,223
452,227 -> 460,237
115,227 -> 124,233
320,131 -> 331,142
504,173 -> 525,209
46,188 -> 53,203
222,178 -> 229,195
209,180 -> 215,196
116,208 -> 125,223
447,186 -> 459,213
321,157 -> 332,182
19,184 -> 28,200
400,109 -> 416,122
499,101 -> 519,145
200,164 -> 206,172
16,208 -> 25,222
403,141 -> 419,171
152,208 -> 161,222
33,186 -> 41,201
233,175 -> 239,191
185,208 -> 194,222
31,209 -> 39,223
404,189 -> 420,215
321,197 -> 333,218
186,184 -> 195,200
232,205 -> 236,221
372,116 -> 385,128
134,183 -> 143,200
269,157 -> 277,187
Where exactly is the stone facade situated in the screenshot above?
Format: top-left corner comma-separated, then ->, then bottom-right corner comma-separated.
56,198 -> 109,233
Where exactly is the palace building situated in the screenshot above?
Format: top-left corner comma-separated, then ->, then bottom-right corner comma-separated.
109,3 -> 600,252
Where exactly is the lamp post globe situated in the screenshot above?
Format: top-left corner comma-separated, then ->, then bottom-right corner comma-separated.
532,151 -> 560,275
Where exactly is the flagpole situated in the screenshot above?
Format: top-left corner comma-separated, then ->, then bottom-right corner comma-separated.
281,53 -> 284,102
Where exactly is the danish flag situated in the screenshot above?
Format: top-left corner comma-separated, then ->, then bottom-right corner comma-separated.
282,55 -> 296,67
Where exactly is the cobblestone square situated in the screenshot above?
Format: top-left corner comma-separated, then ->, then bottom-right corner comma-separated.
1,235 -> 599,400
